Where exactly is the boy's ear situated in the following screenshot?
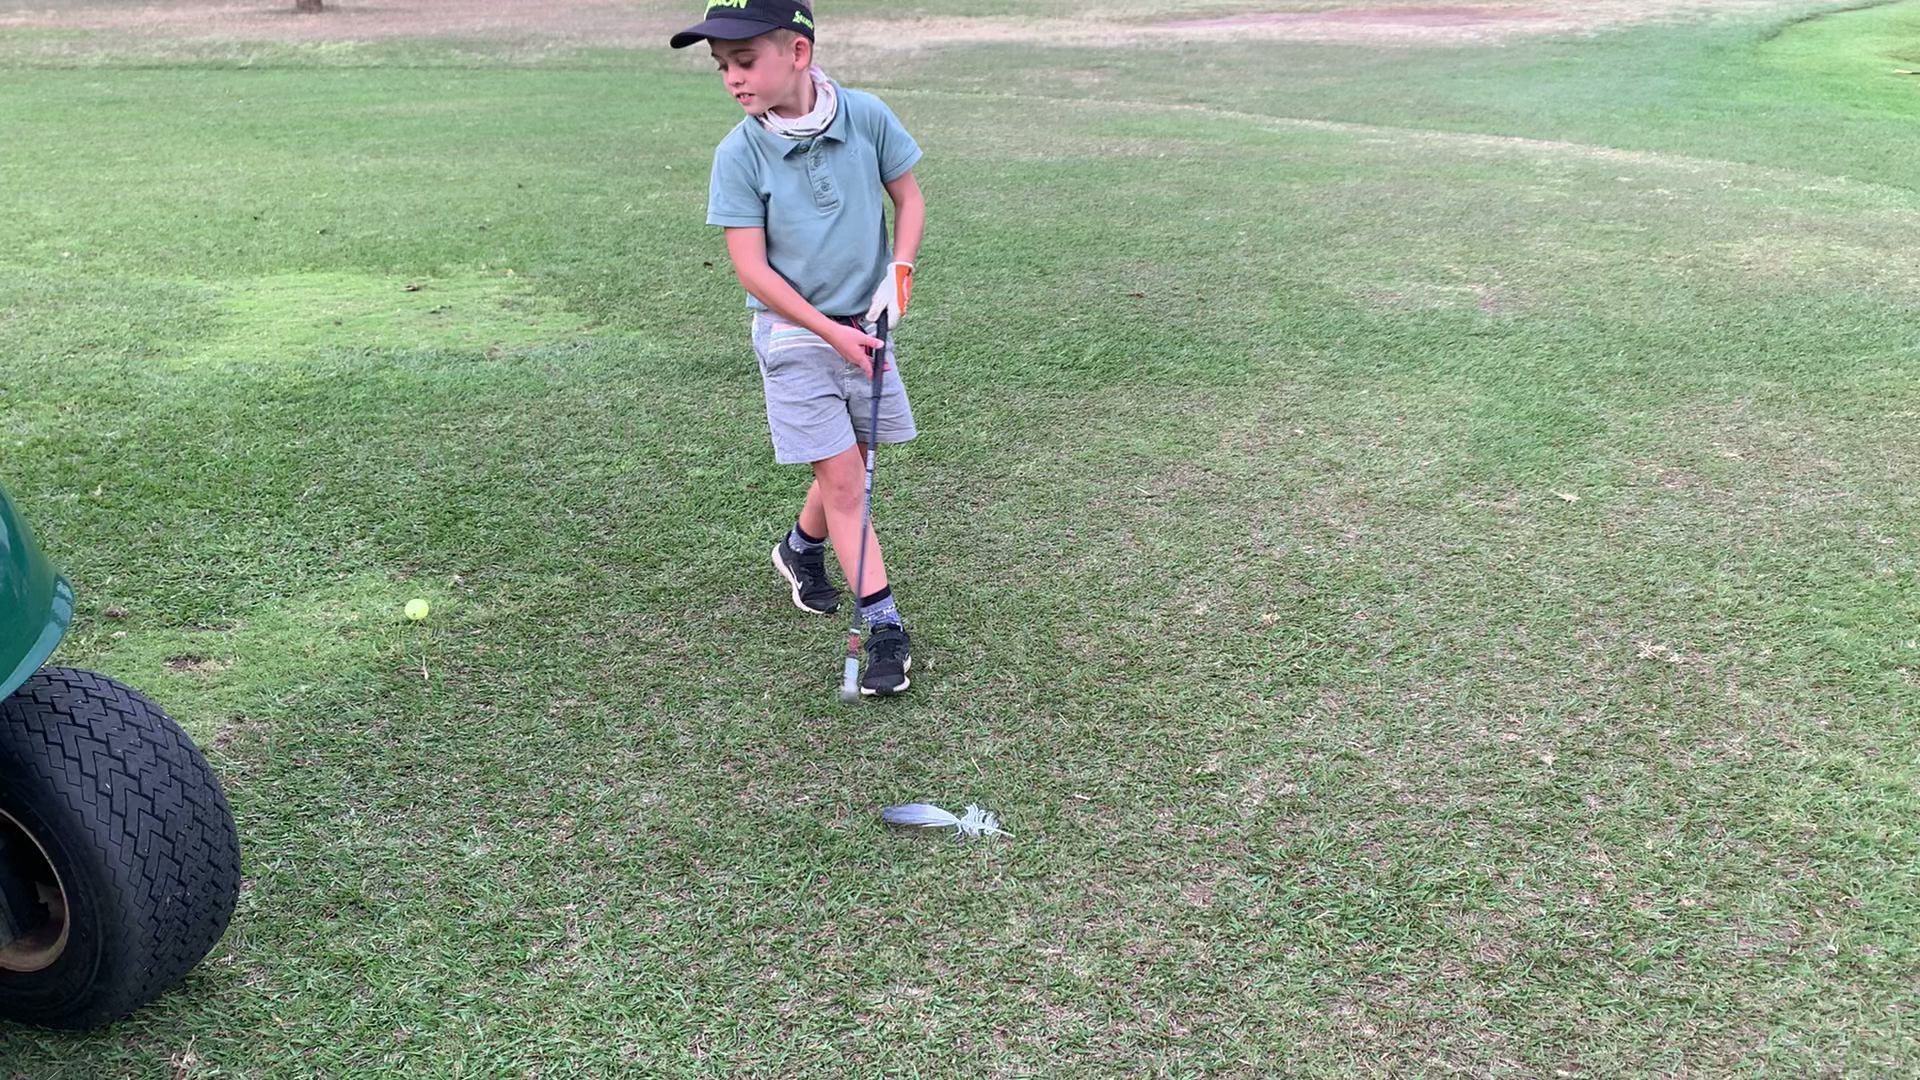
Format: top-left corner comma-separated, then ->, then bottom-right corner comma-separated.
792,35 -> 812,67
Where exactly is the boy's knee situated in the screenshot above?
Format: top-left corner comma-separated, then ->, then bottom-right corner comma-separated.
819,473 -> 863,515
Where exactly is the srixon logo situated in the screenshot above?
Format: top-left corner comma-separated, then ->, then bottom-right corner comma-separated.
706,0 -> 751,12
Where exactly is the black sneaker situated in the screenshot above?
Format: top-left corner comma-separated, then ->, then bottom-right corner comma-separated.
772,538 -> 839,614
862,623 -> 912,696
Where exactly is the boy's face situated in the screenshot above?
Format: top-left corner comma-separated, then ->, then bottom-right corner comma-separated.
709,34 -> 809,117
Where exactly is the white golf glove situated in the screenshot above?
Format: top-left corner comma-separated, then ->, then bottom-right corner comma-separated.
864,261 -> 914,328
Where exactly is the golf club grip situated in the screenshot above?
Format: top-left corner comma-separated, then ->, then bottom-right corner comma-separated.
867,316 -> 888,449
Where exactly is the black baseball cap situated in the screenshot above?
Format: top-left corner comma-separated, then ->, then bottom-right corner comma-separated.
670,0 -> 816,49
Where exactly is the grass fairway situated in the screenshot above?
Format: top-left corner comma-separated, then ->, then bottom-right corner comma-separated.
2,0 -> 1917,1074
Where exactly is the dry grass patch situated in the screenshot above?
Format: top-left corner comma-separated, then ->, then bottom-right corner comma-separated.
837,0 -> 1805,50
0,0 -> 1816,51
0,0 -> 673,43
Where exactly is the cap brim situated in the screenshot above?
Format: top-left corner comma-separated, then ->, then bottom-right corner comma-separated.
670,16 -> 779,49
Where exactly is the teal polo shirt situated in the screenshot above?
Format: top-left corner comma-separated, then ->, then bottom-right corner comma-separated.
707,85 -> 922,318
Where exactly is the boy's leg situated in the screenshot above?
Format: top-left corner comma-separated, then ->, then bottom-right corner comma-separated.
806,319 -> 915,605
811,442 -> 888,598
758,311 -> 859,616
772,518 -> 838,615
813,442 -> 912,695
798,478 -> 829,542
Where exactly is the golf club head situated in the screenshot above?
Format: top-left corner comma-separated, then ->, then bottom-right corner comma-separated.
839,656 -> 861,703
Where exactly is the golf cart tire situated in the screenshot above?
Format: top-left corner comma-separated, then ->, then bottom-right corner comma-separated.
0,667 -> 240,1030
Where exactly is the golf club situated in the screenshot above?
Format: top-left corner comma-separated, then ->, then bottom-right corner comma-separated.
839,312 -> 890,703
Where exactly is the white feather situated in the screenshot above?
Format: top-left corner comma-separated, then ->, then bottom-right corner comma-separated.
882,802 -> 1011,839
882,803 -> 962,828
956,804 -> 1011,838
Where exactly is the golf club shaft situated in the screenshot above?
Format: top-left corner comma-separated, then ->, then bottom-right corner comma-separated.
841,314 -> 890,695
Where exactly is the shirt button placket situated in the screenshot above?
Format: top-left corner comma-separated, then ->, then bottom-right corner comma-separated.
806,144 -> 835,208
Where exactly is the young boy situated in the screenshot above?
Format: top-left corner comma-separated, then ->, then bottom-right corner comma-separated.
671,1 -> 924,696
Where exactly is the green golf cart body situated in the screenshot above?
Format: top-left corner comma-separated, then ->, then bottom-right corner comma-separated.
0,486 -> 73,703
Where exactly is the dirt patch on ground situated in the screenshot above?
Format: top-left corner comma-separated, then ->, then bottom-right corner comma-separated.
165,654 -> 232,675
1162,4 -> 1559,43
1180,4 -> 1546,25
837,1 -> 1802,49
0,0 -> 1809,49
0,0 -> 675,44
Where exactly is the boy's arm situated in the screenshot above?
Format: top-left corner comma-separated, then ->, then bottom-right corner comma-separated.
862,170 -> 924,327
722,227 -> 836,337
884,170 -> 924,267
724,227 -> 884,371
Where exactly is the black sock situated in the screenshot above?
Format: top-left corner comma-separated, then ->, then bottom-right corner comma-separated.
858,586 -> 901,629
788,521 -> 826,554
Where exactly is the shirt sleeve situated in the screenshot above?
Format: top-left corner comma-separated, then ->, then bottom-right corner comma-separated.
869,98 -> 923,183
706,139 -> 766,228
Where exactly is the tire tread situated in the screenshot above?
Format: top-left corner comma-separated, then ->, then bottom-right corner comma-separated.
0,666 -> 240,1028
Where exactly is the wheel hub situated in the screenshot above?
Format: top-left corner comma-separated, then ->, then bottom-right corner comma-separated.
0,806 -> 69,973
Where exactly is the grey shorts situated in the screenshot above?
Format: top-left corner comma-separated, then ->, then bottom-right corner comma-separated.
751,312 -> 917,465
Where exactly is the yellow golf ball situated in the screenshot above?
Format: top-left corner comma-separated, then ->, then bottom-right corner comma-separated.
405,598 -> 430,622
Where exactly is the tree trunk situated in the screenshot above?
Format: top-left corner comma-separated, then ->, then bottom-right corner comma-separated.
294,0 -> 323,12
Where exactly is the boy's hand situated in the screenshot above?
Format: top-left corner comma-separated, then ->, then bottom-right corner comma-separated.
822,321 -> 887,378
864,261 -> 914,328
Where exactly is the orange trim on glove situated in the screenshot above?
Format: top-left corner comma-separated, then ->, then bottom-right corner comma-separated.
892,261 -> 913,315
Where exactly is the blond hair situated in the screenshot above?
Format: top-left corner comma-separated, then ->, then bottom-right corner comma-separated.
767,28 -> 809,56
